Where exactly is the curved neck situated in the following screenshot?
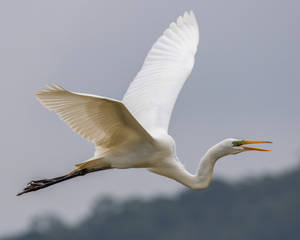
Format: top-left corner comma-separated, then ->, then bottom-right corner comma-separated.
193,147 -> 220,189
151,146 -> 221,190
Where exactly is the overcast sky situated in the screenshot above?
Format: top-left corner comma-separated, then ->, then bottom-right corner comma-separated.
1,0 -> 300,237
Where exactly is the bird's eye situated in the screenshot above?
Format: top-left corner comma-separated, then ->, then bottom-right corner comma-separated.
232,140 -> 244,146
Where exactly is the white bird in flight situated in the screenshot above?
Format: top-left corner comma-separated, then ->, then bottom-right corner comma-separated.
18,11 -> 271,196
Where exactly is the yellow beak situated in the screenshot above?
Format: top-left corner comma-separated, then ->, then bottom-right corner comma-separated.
242,140 -> 272,152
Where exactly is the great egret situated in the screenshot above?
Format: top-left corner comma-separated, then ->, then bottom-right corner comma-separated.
17,11 -> 271,196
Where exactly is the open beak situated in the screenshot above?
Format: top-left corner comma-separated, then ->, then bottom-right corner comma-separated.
241,140 -> 272,152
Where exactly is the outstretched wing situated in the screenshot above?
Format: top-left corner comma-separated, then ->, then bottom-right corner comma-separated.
36,84 -> 153,149
122,11 -> 199,133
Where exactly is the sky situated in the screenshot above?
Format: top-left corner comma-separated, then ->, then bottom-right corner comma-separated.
0,0 -> 300,237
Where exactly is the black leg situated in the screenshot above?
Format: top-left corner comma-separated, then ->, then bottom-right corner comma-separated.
17,167 -> 111,196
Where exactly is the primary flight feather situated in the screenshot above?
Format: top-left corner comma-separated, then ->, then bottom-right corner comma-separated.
18,11 -> 271,196
123,11 -> 199,132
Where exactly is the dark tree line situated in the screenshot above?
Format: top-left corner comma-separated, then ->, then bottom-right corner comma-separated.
3,167 -> 300,240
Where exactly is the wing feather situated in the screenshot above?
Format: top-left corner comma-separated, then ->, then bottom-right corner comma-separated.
36,84 -> 153,149
122,11 -> 199,133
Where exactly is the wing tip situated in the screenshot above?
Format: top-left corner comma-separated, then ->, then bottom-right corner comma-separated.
167,10 -> 198,29
180,10 -> 198,26
35,83 -> 66,96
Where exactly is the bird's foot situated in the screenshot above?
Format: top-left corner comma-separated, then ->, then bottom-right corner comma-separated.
17,178 -> 58,196
27,179 -> 53,187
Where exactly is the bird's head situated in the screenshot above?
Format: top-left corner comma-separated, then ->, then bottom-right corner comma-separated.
214,138 -> 272,158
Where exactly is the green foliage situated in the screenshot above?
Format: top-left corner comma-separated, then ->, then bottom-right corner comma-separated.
4,168 -> 300,240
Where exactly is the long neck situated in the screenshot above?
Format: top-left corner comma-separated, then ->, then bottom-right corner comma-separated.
193,147 -> 221,189
153,146 -> 221,190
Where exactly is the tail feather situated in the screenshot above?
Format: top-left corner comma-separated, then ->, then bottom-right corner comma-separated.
17,167 -> 111,196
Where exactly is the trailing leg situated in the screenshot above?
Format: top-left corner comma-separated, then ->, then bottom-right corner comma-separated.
17,166 -> 111,196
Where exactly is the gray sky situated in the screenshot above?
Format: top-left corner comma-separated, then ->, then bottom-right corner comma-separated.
1,0 -> 300,237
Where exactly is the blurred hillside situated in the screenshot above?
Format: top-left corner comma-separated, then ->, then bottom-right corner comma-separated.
4,167 -> 300,240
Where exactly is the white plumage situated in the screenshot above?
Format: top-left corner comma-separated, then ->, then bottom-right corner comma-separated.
36,84 -> 153,149
18,11 -> 271,196
123,11 -> 199,132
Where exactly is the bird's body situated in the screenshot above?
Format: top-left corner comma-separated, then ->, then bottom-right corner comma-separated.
18,11 -> 271,196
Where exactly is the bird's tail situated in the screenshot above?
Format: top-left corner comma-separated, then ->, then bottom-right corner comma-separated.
17,167 -> 111,196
